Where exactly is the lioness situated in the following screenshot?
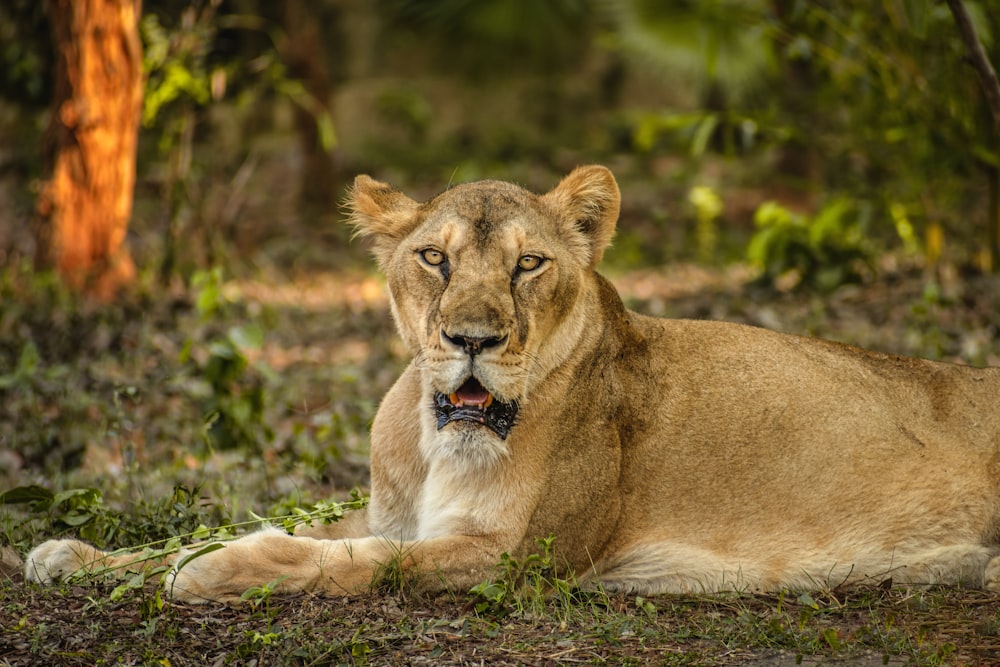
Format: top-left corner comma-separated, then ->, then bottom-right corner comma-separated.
25,165 -> 1000,602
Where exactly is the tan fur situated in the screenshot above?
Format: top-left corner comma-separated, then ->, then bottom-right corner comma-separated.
25,166 -> 1000,603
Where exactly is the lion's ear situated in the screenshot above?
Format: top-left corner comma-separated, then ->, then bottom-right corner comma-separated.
542,165 -> 621,267
346,175 -> 421,267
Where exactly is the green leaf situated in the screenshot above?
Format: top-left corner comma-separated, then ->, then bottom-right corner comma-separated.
317,113 -> 337,151
53,488 -> 102,509
227,324 -> 263,351
0,485 -> 54,505
110,572 -> 148,602
17,341 -> 40,376
902,0 -> 930,38
208,340 -> 238,360
636,595 -> 658,618
470,581 -> 507,603
0,342 -> 41,388
173,543 -> 226,575
61,511 -> 94,526
690,113 -> 719,158
192,268 -> 224,319
797,592 -> 819,610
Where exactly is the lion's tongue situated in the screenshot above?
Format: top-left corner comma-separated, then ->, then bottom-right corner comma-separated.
452,378 -> 492,407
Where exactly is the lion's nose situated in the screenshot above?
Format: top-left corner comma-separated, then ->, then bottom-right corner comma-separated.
442,331 -> 507,356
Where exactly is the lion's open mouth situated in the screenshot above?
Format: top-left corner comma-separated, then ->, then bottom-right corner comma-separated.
434,377 -> 519,440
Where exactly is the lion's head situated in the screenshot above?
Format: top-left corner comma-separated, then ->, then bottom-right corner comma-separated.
348,166 -> 620,449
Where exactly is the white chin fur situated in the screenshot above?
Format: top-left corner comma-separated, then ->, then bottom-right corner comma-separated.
421,409 -> 508,470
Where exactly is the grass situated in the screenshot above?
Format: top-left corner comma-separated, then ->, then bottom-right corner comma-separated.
3,259 -> 1000,664
5,576 -> 1000,665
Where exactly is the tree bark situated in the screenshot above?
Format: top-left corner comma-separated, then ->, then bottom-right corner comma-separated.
946,0 -> 1000,135
36,0 -> 143,300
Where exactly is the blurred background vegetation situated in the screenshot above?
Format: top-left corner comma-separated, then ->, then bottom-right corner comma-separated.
0,0 -> 999,517
1,0 -> 998,285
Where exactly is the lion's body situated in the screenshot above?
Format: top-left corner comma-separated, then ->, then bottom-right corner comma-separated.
25,166 -> 1000,601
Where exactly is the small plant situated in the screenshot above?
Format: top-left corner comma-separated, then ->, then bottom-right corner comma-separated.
747,198 -> 875,292
367,535 -> 428,598
470,535 -> 581,619
240,574 -> 287,644
233,577 -> 286,662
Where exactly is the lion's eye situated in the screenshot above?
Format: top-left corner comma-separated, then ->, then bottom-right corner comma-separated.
420,249 -> 445,266
517,255 -> 543,272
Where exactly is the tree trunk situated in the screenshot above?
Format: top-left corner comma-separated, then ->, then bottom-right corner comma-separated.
281,0 -> 339,214
36,0 -> 143,300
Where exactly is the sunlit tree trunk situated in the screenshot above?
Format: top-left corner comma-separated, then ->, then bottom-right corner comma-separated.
35,0 -> 142,299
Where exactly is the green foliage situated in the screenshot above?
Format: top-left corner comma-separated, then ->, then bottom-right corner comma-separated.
183,268 -> 271,453
629,108 -> 771,164
376,88 -> 433,144
141,4 -> 337,282
611,0 -> 1000,265
747,199 -> 875,292
0,270 -> 106,472
605,0 -> 775,101
0,0 -> 51,105
270,490 -> 368,535
141,12 -> 212,131
141,5 -> 334,150
904,280 -> 952,361
470,536 -> 581,619
768,1 -> 999,257
381,0 -> 593,73
0,339 -> 40,390
0,483 -> 232,552
196,326 -> 268,452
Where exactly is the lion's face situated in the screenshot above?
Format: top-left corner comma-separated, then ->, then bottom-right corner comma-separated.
349,166 -> 620,446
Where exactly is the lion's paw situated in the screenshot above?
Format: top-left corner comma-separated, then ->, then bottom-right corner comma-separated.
24,539 -> 106,584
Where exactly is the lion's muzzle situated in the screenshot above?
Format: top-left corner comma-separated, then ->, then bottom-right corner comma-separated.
434,377 -> 519,439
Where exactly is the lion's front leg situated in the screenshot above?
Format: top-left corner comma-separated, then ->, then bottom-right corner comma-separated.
23,530 -> 368,604
167,529 -> 505,604
27,528 -> 507,604
166,527 -> 373,603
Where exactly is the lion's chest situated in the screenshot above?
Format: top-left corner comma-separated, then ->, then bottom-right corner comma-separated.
414,428 -> 517,540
